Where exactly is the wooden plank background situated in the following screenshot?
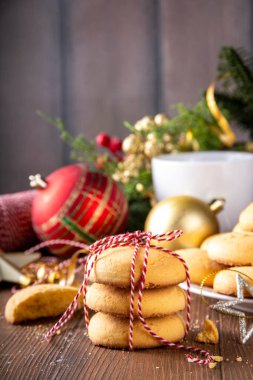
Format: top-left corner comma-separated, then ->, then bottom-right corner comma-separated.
0,0 -> 252,193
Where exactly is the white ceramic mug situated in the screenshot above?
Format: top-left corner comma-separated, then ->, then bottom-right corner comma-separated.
152,151 -> 253,231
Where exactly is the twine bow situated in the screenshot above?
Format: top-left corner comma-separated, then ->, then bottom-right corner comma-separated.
27,231 -> 214,365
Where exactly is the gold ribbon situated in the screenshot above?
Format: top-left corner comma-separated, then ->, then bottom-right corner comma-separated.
206,82 -> 236,147
22,249 -> 89,287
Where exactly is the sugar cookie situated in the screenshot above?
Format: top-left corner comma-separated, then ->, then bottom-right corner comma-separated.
89,246 -> 186,288
239,202 -> 253,231
175,248 -> 226,286
201,233 -> 253,266
88,312 -> 185,348
213,266 -> 253,296
233,224 -> 253,236
86,283 -> 186,317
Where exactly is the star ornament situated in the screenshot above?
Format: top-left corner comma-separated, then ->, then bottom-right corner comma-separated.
210,274 -> 253,344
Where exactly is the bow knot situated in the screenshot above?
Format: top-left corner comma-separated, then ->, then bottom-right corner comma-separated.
89,229 -> 183,255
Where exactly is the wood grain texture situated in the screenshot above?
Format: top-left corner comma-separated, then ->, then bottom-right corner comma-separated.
0,287 -> 252,380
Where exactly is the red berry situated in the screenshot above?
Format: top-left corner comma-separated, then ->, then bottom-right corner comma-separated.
109,137 -> 122,153
96,133 -> 111,147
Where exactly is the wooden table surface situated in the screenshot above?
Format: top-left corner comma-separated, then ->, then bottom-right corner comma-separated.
0,286 -> 252,380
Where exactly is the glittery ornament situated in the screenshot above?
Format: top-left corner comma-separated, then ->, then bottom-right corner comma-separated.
146,132 -> 157,142
31,164 -> 128,256
163,133 -> 172,143
122,134 -> 142,154
145,196 -> 224,250
210,274 -> 253,344
135,116 -> 155,132
144,140 -> 162,158
154,113 -> 170,126
136,183 -> 144,192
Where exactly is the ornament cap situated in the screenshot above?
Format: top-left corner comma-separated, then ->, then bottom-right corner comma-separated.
29,174 -> 48,189
209,198 -> 225,214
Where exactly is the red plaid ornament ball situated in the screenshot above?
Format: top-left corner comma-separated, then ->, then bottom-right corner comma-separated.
31,164 -> 128,256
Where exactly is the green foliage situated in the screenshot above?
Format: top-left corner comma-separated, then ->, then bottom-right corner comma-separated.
126,198 -> 151,231
124,168 -> 153,201
37,111 -> 98,164
165,100 -> 223,150
216,47 -> 253,137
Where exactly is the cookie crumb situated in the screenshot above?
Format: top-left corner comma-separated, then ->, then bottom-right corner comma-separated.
56,330 -> 61,335
195,319 -> 219,344
212,355 -> 223,362
236,356 -> 242,362
208,362 -> 217,369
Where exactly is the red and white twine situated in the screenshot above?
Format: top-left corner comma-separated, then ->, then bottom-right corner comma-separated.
27,231 -> 214,365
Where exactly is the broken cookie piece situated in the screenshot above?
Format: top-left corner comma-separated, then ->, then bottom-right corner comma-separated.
5,284 -> 80,324
195,319 -> 219,344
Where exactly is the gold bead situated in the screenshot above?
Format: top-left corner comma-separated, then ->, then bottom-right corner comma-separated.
126,153 -> 145,169
136,183 -> 144,192
163,133 -> 171,143
122,134 -> 142,154
135,116 -> 155,132
144,141 -> 161,158
112,173 -> 121,182
147,132 -> 157,142
164,142 -> 174,153
154,113 -> 170,126
123,170 -> 130,178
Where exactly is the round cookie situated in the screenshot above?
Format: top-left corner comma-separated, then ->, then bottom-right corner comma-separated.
201,233 -> 253,266
89,246 -> 186,288
239,202 -> 253,231
175,248 -> 227,287
213,266 -> 253,296
86,283 -> 186,317
233,224 -> 253,236
88,312 -> 185,349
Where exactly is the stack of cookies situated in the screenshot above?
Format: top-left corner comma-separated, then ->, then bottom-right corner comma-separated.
176,202 -> 253,297
86,245 -> 187,349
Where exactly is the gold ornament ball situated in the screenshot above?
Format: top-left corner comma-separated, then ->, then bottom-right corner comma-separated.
135,116 -> 155,132
122,134 -> 142,154
136,183 -> 144,192
163,133 -> 171,143
145,195 -> 222,250
154,113 -> 170,126
144,140 -> 162,158
146,132 -> 157,142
